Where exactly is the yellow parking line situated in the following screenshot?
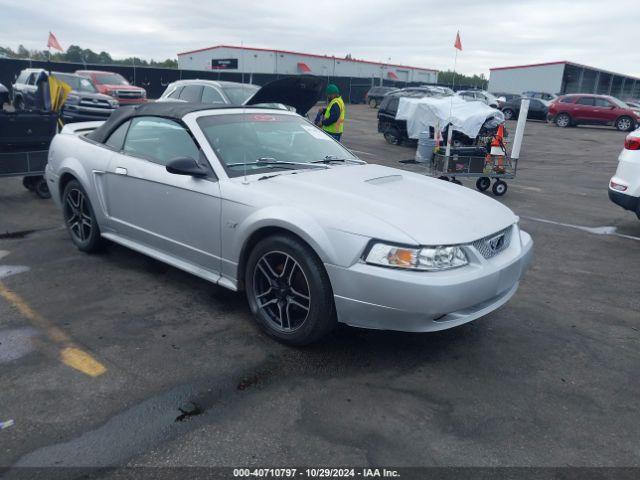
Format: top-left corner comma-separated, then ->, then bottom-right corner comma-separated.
0,281 -> 106,377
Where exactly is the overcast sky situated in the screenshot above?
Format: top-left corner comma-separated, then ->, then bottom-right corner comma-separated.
0,0 -> 637,77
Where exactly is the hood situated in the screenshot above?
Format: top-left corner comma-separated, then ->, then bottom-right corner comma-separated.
246,75 -> 324,116
246,164 -> 517,245
101,84 -> 145,91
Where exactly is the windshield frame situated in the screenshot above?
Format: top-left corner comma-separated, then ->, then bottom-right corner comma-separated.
186,108 -> 363,179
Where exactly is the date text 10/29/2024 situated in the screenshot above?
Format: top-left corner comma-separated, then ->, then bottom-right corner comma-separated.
233,468 -> 400,478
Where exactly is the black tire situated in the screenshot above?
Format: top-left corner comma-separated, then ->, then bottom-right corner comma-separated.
384,127 -> 401,145
502,108 -> 516,121
476,177 -> 491,191
245,234 -> 336,346
62,179 -> 105,252
555,113 -> 571,128
13,96 -> 24,111
22,176 -> 36,191
492,180 -> 508,196
438,176 -> 449,181
369,98 -> 378,108
34,177 -> 51,199
615,116 -> 635,132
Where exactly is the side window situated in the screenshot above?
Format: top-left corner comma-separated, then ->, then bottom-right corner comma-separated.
560,97 -> 575,104
123,117 -> 199,166
104,120 -> 131,151
577,97 -> 595,106
179,85 -> 203,102
388,97 -> 400,113
167,86 -> 183,99
27,73 -> 38,85
202,86 -> 225,104
594,98 -> 613,108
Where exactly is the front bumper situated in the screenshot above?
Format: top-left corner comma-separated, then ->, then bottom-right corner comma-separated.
62,109 -> 114,123
326,227 -> 533,332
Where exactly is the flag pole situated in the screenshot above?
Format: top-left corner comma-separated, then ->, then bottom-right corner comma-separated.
445,42 -> 459,159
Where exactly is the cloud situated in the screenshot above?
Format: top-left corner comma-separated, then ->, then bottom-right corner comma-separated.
0,0 -> 637,77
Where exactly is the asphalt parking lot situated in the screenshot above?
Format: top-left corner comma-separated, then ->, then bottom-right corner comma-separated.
1,105 -> 639,473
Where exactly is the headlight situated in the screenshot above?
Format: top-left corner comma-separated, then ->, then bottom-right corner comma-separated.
364,242 -> 468,271
633,110 -> 640,117
66,94 -> 80,104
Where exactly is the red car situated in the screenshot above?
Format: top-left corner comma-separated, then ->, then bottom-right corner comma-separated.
548,94 -> 639,131
75,70 -> 146,105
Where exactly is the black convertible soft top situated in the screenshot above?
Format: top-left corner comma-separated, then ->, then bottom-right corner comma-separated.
87,102 -> 223,144
87,75 -> 325,144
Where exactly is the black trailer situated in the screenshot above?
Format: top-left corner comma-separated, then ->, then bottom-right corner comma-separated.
0,110 -> 58,198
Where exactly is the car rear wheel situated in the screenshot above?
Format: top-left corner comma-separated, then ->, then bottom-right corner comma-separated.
245,234 -> 336,345
14,96 -> 24,111
615,116 -> 634,132
555,113 -> 571,128
34,177 -> 51,199
502,108 -> 515,120
369,98 -> 378,108
384,127 -> 401,145
62,180 -> 105,252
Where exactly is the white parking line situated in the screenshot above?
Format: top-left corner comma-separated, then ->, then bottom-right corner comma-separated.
523,216 -> 640,241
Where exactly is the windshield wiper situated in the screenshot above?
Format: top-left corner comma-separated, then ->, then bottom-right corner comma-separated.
227,157 -> 329,170
311,155 -> 366,165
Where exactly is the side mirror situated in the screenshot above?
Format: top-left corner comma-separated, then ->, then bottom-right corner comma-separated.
166,156 -> 208,177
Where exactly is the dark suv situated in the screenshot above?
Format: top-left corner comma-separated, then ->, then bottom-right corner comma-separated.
54,72 -> 119,122
365,86 -> 398,108
548,94 -> 640,131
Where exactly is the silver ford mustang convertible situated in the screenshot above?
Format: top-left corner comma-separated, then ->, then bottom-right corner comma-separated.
45,78 -> 532,345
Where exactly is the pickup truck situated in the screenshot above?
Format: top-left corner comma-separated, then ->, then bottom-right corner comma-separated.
75,70 -> 146,104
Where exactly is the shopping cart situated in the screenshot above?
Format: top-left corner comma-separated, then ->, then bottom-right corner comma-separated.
429,144 -> 517,197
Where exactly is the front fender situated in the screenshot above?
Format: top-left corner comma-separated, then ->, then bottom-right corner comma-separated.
222,204 -> 371,287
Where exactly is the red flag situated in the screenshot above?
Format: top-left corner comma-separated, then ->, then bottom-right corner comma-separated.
47,32 -> 63,52
454,31 -> 462,51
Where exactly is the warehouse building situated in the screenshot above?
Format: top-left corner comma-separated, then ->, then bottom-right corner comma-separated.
177,45 -> 438,84
489,61 -> 640,99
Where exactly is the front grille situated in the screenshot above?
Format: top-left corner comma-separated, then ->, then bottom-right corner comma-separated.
472,226 -> 512,259
115,90 -> 143,99
79,99 -> 113,109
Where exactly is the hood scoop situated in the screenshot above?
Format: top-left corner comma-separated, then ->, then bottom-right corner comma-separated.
365,175 -> 404,185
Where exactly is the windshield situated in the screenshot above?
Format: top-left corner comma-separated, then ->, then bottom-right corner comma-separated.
197,112 -> 361,177
54,74 -> 97,93
95,73 -> 129,85
222,85 -> 260,105
610,97 -> 629,108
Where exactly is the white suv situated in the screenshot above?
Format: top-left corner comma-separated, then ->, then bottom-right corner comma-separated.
609,128 -> 640,219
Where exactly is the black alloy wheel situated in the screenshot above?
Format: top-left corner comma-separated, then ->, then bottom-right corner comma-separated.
62,180 -> 105,252
245,235 -> 336,345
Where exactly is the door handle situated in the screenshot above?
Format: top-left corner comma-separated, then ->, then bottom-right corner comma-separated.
114,167 -> 127,175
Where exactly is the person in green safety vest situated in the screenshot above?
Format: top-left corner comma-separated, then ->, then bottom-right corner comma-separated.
317,84 -> 345,142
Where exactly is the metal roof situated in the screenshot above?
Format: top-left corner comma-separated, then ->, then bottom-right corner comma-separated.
177,44 -> 438,73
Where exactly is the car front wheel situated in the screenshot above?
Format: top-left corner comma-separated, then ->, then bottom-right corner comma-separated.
555,113 -> 571,128
245,234 -> 336,345
62,179 -> 105,252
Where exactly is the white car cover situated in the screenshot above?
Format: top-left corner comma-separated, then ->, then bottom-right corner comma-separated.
396,96 -> 505,139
